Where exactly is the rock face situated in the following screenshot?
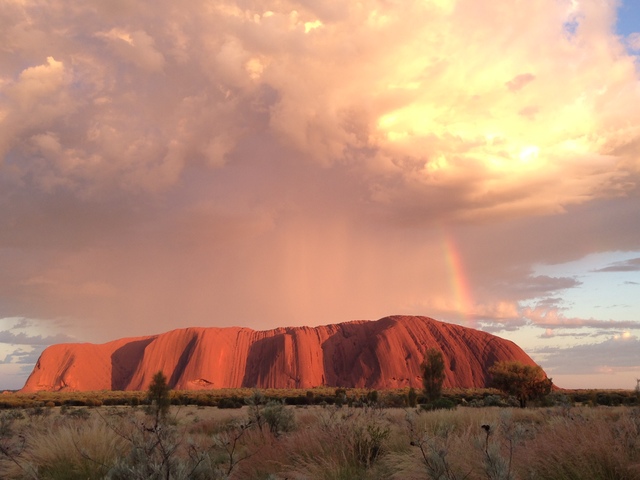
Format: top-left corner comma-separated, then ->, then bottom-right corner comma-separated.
21,315 -> 541,392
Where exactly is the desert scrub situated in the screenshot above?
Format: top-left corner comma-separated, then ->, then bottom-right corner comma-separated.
517,407 -> 640,479
405,410 -> 476,480
262,406 -> 393,480
0,412 -> 126,480
0,403 -> 639,479
477,410 -> 530,480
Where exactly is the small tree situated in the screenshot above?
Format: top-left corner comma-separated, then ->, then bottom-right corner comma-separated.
407,387 -> 418,408
489,361 -> 552,408
246,389 -> 266,430
421,348 -> 446,402
147,371 -> 171,420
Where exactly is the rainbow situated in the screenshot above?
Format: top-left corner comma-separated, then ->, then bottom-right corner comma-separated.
441,229 -> 477,328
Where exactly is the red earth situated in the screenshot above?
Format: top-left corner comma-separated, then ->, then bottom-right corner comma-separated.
21,315 -> 542,392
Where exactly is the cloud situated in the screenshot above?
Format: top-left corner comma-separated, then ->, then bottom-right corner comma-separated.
0,330 -> 75,346
477,295 -> 640,335
593,257 -> 640,272
0,0 -> 637,209
502,275 -> 581,298
538,329 -> 592,339
505,73 -> 536,92
95,29 -> 165,72
521,305 -> 640,330
10,318 -> 31,330
0,347 -> 43,365
0,0 -> 638,351
535,334 -> 640,376
627,32 -> 640,51
530,297 -> 565,308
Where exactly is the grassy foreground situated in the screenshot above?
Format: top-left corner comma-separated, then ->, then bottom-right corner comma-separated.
0,398 -> 639,479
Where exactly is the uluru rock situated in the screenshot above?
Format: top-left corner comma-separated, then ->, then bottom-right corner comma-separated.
21,315 -> 543,392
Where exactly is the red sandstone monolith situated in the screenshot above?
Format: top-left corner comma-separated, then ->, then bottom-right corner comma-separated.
21,315 -> 542,392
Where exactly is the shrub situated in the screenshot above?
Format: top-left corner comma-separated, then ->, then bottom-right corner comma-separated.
489,361 -> 553,407
218,397 -> 243,409
67,408 -> 91,420
86,398 -> 103,407
334,388 -> 347,407
352,420 -> 390,468
381,392 -> 406,408
263,401 -> 295,436
539,392 -> 571,408
483,395 -> 508,407
421,397 -> 456,411
305,390 -> 314,405
366,390 -> 379,405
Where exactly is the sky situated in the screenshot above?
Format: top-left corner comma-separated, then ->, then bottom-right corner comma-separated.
0,0 -> 639,391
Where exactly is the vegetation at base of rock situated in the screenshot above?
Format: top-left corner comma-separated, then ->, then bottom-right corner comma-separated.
488,361 -> 553,408
1,386 -> 639,410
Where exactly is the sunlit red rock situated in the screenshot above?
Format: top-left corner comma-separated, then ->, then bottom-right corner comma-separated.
21,315 -> 542,392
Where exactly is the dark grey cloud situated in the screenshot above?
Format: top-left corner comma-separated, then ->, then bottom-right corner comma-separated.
593,257 -> 640,273
530,297 -> 566,309
510,276 -> 581,297
11,318 -> 31,329
478,318 -> 527,333
0,330 -> 75,346
0,347 -> 43,365
538,331 -> 592,339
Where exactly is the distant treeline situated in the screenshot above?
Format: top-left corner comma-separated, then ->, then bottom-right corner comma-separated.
1,387 -> 638,410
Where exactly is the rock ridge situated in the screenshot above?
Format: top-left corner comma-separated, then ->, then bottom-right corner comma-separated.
21,315 -> 541,392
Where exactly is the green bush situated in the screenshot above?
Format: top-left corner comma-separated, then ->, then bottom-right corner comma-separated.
69,408 -> 91,420
217,397 -> 243,409
263,401 -> 295,436
334,388 -> 347,407
421,397 -> 456,411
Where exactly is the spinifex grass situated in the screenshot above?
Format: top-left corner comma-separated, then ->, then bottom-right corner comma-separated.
0,401 -> 638,479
